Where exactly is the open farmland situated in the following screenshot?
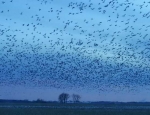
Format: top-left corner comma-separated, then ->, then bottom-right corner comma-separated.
1,102 -> 150,115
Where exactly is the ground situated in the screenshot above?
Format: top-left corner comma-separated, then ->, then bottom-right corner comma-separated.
0,102 -> 150,115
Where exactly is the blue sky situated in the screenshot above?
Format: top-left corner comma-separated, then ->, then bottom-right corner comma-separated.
0,0 -> 150,102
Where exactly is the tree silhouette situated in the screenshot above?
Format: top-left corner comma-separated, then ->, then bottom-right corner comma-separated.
58,93 -> 70,103
72,94 -> 81,103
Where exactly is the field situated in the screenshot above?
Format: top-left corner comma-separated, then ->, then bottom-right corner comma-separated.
1,102 -> 150,115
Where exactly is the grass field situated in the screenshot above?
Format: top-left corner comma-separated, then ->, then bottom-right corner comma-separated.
1,102 -> 150,115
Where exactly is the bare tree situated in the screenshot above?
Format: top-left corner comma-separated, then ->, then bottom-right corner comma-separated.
72,94 -> 81,103
58,93 -> 70,103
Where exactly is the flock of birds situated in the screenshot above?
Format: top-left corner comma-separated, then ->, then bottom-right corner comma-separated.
0,0 -> 150,93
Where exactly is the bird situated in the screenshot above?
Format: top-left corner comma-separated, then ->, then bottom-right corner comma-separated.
0,0 -> 150,95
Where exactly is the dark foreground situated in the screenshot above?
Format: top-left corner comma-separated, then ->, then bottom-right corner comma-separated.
1,102 -> 150,115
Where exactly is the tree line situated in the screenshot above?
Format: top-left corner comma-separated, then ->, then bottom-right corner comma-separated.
58,93 -> 81,103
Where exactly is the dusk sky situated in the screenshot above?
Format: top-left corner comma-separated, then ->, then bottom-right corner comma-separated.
1,0 -> 150,102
